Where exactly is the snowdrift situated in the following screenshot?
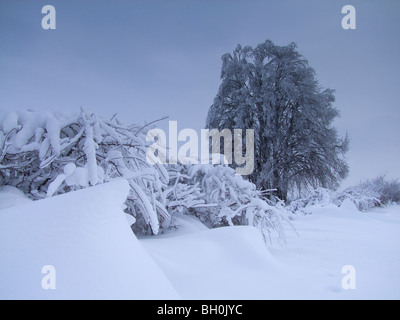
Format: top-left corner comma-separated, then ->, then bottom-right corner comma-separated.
1,179 -> 399,299
143,202 -> 400,299
142,225 -> 290,299
0,180 -> 179,299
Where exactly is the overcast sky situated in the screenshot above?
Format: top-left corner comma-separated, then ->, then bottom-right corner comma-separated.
0,0 -> 399,187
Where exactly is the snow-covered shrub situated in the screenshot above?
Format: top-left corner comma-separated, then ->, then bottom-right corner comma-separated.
286,188 -> 333,215
287,186 -> 381,214
287,176 -> 400,214
335,176 -> 400,211
334,188 -> 380,212
370,176 -> 400,204
1,108 -> 292,240
163,164 -> 207,215
0,109 -> 170,235
166,163 -> 290,243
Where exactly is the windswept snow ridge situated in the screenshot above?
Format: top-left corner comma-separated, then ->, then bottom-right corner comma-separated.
0,180 -> 179,299
0,180 -> 399,299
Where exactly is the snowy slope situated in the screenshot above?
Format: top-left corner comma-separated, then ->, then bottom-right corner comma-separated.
271,203 -> 400,299
1,180 -> 399,299
0,180 -> 179,300
141,225 -> 295,299
142,204 -> 400,299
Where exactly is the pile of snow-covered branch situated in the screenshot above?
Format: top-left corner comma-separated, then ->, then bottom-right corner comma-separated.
1,109 -> 289,241
0,109 -> 170,235
287,176 -> 400,214
166,164 -> 289,242
335,176 -> 400,211
286,188 -> 333,215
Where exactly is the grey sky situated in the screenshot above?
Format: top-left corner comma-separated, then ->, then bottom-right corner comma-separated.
0,0 -> 399,187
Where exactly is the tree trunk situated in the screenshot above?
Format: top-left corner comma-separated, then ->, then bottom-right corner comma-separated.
272,169 -> 287,201
276,188 -> 287,202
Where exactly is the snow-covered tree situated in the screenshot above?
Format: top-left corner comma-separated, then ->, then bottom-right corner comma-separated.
166,163 -> 290,243
0,108 -> 170,235
206,40 -> 349,201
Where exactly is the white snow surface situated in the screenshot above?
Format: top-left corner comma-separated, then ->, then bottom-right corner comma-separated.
0,181 -> 399,299
0,186 -> 32,210
0,180 -> 179,299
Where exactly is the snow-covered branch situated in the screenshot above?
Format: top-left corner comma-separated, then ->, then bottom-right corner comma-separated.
0,109 -> 170,235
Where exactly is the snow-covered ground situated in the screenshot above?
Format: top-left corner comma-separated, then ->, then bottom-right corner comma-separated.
0,181 -> 399,299
0,180 -> 178,299
269,202 -> 400,299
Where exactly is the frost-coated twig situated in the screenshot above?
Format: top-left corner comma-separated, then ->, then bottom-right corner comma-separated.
133,116 -> 169,136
